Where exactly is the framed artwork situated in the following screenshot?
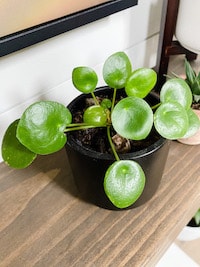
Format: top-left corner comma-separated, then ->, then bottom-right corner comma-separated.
0,0 -> 138,57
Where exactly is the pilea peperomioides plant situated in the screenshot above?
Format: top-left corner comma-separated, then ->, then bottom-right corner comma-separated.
2,52 -> 200,209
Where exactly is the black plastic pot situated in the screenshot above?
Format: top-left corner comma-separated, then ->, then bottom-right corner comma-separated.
66,87 -> 170,210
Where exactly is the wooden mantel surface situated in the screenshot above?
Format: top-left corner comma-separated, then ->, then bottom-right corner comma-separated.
0,141 -> 200,267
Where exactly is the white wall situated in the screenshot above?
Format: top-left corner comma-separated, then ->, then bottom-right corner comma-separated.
0,0 -> 163,163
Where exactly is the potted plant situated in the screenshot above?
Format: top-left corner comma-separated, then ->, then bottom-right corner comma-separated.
177,58 -> 200,145
178,208 -> 200,241
175,0 -> 200,54
1,52 -> 200,210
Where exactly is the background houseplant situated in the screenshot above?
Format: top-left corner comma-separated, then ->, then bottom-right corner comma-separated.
177,59 -> 200,145
193,209 -> 200,227
184,59 -> 200,108
1,52 -> 200,209
178,208 -> 200,241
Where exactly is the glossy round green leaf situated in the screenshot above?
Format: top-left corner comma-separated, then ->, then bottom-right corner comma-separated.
83,105 -> 107,126
160,78 -> 192,110
103,51 -> 132,89
125,68 -> 157,98
180,108 -> 200,138
154,102 -> 189,139
2,120 -> 37,168
17,101 -> 72,155
104,160 -> 145,209
111,96 -> 153,140
72,66 -> 98,93
100,98 -> 112,109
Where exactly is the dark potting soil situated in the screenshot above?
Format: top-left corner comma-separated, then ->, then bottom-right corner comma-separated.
70,96 -> 160,155
192,102 -> 200,110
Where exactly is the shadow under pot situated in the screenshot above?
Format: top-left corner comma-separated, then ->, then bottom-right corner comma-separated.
65,87 -> 170,210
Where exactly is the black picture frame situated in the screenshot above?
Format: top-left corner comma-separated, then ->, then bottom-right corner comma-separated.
0,0 -> 138,57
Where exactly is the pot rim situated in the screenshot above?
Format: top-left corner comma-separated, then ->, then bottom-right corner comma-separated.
67,135 -> 168,160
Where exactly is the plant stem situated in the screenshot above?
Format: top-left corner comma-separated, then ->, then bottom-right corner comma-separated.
91,92 -> 99,105
107,126 -> 120,161
67,123 -> 88,127
111,88 -> 117,112
151,102 -> 161,110
65,125 -> 106,133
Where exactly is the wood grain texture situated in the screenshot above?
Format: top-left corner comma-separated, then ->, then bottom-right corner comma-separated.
0,141 -> 200,267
